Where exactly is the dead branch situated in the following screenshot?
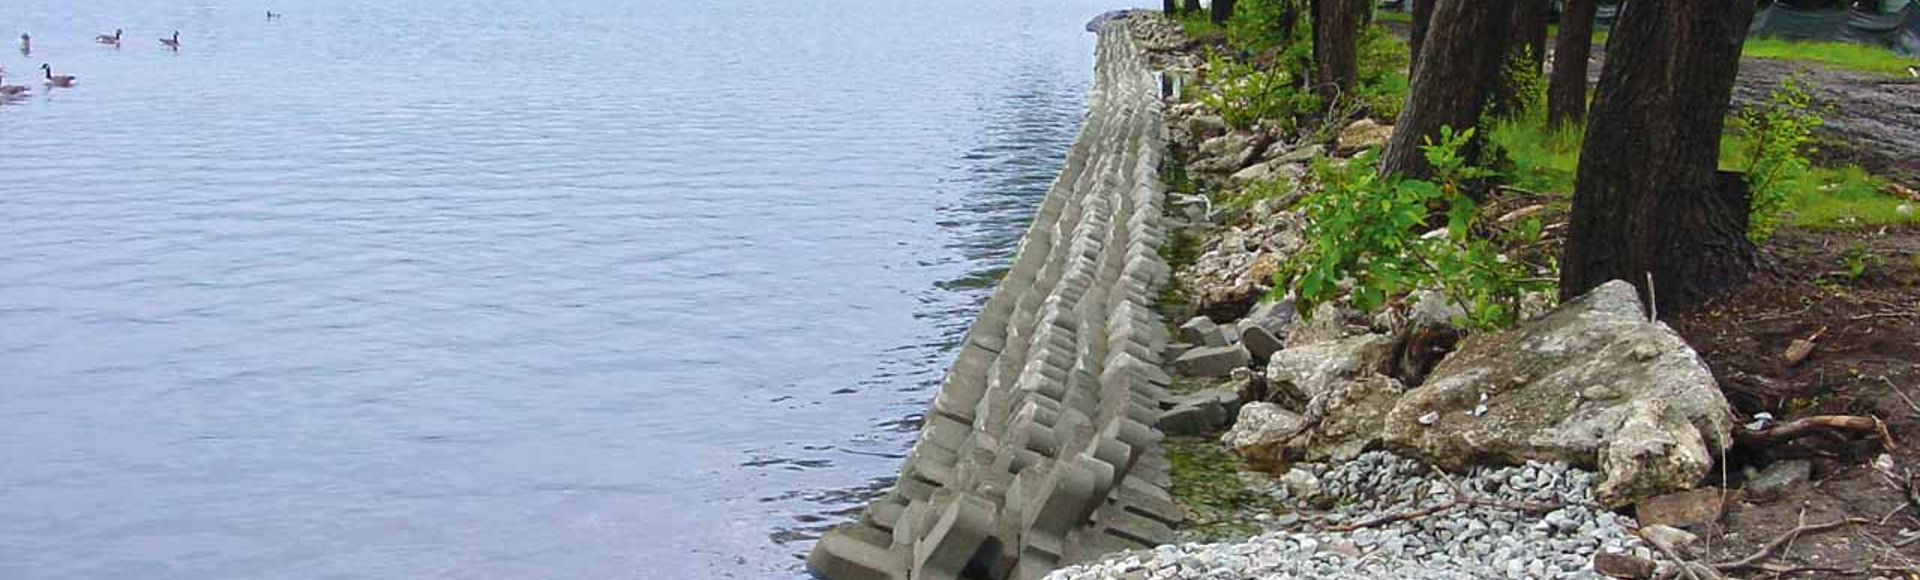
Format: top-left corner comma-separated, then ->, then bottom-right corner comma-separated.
1712,518 -> 1876,571
1735,415 -> 1888,448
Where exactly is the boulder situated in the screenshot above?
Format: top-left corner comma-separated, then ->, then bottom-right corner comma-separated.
1186,115 -> 1228,143
1263,142 -> 1326,165
1265,333 -> 1396,404
1336,119 -> 1393,154
1178,316 -> 1228,347
1294,374 -> 1405,461
1189,132 -> 1259,175
1173,344 -> 1251,378
1593,553 -> 1658,579
1176,213 -> 1306,321
1745,459 -> 1812,503
1283,301 -> 1371,348
1157,400 -> 1228,436
1238,323 -> 1284,361
1243,299 -> 1297,335
1220,402 -> 1307,462
1381,280 -> 1734,508
1634,488 -> 1731,531
1229,160 -> 1305,185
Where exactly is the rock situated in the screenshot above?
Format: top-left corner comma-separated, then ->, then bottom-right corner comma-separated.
1597,400 -> 1714,506
1239,323 -> 1284,361
1157,400 -> 1228,436
1381,280 -> 1734,507
1191,132 -> 1259,175
1176,213 -> 1307,321
1634,488 -> 1730,531
1230,159 -> 1305,185
1283,301 -> 1371,348
1392,290 -> 1466,386
1220,403 -> 1307,462
1186,115 -> 1227,143
1336,119 -> 1393,154
1594,552 -> 1658,579
1745,459 -> 1812,502
1173,344 -> 1251,377
1638,525 -> 1700,557
1161,342 -> 1193,365
1265,333 -> 1396,404
1295,374 -> 1405,461
1278,467 -> 1321,498
1179,316 -> 1228,347
1243,299 -> 1297,335
1264,143 -> 1326,165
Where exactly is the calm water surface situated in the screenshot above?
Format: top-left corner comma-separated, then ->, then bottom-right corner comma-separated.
0,1 -> 1146,578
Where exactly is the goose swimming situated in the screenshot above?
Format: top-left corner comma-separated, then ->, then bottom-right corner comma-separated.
96,29 -> 122,45
40,63 -> 76,87
160,31 -> 180,49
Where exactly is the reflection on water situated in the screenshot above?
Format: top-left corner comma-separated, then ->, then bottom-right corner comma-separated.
0,0 -> 1139,579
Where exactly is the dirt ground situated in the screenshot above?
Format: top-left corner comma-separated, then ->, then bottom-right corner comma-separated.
1671,226 -> 1920,578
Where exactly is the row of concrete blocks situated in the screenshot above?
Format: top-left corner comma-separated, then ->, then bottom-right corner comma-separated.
808,25 -> 1179,580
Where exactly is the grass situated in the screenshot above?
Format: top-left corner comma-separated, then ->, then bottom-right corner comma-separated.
1166,436 -> 1283,542
1743,37 -> 1920,77
1486,110 -> 1917,232
1175,10 -> 1224,38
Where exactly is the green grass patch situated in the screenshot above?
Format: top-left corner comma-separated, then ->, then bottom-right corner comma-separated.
1166,436 -> 1284,543
1486,108 -> 1915,233
1176,10 -> 1224,39
1782,165 -> 1919,228
1743,37 -> 1920,77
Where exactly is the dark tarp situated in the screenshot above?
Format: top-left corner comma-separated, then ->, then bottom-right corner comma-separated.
1750,3 -> 1920,49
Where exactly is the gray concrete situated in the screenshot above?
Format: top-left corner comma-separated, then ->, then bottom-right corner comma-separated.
807,23 -> 1178,580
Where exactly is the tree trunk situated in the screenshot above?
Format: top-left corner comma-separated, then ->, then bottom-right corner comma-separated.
1165,0 -> 1180,14
1546,0 -> 1598,127
1312,0 -> 1371,102
1184,0 -> 1203,14
1212,0 -> 1237,24
1491,0 -> 1551,116
1560,0 -> 1759,315
1410,0 -> 1436,72
1378,0 -> 1513,180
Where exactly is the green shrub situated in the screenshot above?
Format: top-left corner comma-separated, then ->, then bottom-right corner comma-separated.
1728,75 -> 1825,242
1201,51 -> 1320,130
1354,26 -> 1411,120
1280,127 -> 1552,330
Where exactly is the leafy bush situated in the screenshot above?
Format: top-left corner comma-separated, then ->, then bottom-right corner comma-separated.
1280,128 -> 1552,330
1201,51 -> 1320,130
1728,74 -> 1825,242
1354,26 -> 1411,120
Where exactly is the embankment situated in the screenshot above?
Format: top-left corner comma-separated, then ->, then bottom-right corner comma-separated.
805,23 -> 1182,580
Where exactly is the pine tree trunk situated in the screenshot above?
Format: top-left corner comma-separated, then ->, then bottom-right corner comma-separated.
1378,0 -> 1513,180
1213,0 -> 1238,24
1184,0 -> 1203,14
1560,0 -> 1759,315
1312,0 -> 1371,102
1546,0 -> 1598,127
1410,0 -> 1435,69
1165,0 -> 1180,14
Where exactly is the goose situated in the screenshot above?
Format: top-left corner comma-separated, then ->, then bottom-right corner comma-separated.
96,29 -> 122,45
40,64 -> 75,87
19,33 -> 29,55
160,31 -> 180,49
0,71 -> 31,97
267,11 -> 283,19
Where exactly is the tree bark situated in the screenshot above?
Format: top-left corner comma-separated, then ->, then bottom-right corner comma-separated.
1560,0 -> 1759,315
1312,0 -> 1371,102
1546,0 -> 1598,127
1379,0 -> 1513,180
1166,0 -> 1180,14
1491,0 -> 1551,116
1410,0 -> 1435,70
1212,0 -> 1237,24
1184,0 -> 1203,14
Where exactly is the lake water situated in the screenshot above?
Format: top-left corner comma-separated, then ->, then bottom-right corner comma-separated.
0,1 -> 1146,578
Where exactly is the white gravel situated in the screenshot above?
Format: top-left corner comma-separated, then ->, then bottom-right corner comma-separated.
1048,451 -> 1660,580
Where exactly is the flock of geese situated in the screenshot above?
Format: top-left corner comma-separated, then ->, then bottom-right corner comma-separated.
0,12 -> 281,99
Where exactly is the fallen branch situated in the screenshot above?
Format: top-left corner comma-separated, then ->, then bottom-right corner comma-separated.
1321,472 -> 1563,532
1735,415 -> 1888,448
1712,518 -> 1876,570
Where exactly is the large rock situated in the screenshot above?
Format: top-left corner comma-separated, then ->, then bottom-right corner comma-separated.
1336,119 -> 1393,154
1283,301 -> 1372,348
1294,374 -> 1405,461
1176,213 -> 1306,320
1189,132 -> 1259,175
1265,333 -> 1396,404
1178,316 -> 1228,347
1186,115 -> 1228,143
1229,160 -> 1305,185
1173,344 -> 1251,377
1220,402 -> 1307,462
1381,280 -> 1734,508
